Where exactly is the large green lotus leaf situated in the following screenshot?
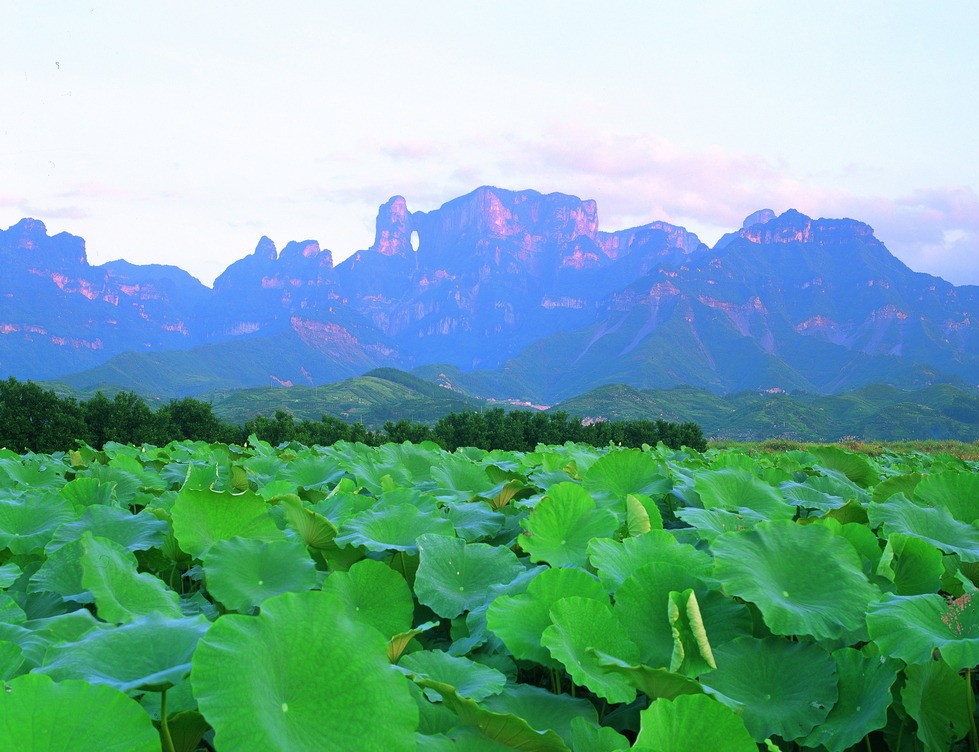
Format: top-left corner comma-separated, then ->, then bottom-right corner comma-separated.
322,558 -> 414,639
204,535 -> 317,613
541,596 -> 639,704
0,562 -> 21,589
170,486 -> 283,558
482,684 -> 599,746
449,565 -> 546,657
703,636 -> 837,742
0,593 -> 25,624
810,445 -> 879,487
902,660 -> 970,752
445,501 -> 505,542
712,520 -> 878,640
876,533 -> 944,595
487,567 -> 607,667
80,533 -> 182,623
415,534 -> 524,619
868,494 -> 979,562
277,495 -> 338,549
192,590 -> 418,751
0,673 -> 160,751
613,563 -> 702,667
45,505 -> 168,553
58,476 -> 117,507
0,494 -> 76,554
874,472 -> 923,503
915,470 -> 979,523
518,483 -> 618,567
592,652 -> 705,700
430,456 -> 496,503
581,449 -> 671,511
0,640 -> 24,679
280,454 -> 345,490
693,468 -> 793,519
780,480 -> 848,512
38,613 -> 210,693
634,694 -> 757,752
801,647 -> 899,752
29,538 -> 91,603
401,650 -> 506,702
587,530 -> 712,592
336,503 -> 455,554
0,457 -> 66,489
696,588 -> 756,648
568,716 -> 630,751
626,493 -> 663,534
675,506 -> 772,542
668,589 -> 715,677
867,592 -> 979,669
412,677 -> 571,752
811,517 -> 883,574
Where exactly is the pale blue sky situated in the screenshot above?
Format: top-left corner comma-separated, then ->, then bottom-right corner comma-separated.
3,1 -> 978,285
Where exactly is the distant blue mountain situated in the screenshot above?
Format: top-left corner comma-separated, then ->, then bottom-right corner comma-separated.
3,188 -> 977,401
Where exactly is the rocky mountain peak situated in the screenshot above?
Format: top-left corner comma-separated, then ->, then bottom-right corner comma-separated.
738,209 -> 877,247
371,196 -> 413,257
1,218 -> 88,267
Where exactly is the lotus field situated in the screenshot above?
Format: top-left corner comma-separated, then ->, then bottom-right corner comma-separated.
2,437 -> 979,751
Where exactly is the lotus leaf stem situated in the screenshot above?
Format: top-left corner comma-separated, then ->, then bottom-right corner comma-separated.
160,687 -> 176,752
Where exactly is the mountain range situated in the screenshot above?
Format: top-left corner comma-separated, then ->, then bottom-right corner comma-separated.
2,187 -> 977,405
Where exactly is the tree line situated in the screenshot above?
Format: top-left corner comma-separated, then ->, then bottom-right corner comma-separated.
0,377 -> 706,454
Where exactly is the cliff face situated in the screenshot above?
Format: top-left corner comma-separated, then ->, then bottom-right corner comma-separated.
0,219 -> 210,379
4,187 -> 978,399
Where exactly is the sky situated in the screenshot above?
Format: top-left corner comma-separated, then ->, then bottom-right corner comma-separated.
3,1 -> 979,287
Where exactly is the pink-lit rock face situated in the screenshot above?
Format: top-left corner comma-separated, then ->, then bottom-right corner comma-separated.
373,196 -> 413,256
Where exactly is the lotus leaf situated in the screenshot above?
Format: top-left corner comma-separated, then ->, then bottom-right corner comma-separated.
800,647 -> 899,752
634,694 -> 757,751
445,501 -> 505,542
45,505 -> 168,553
482,684 -> 599,746
0,674 -> 160,751
412,677 -> 571,752
322,558 -> 414,638
337,503 -> 455,553
704,636 -> 837,741
810,445 -> 879,487
914,470 -> 979,523
613,562 -> 702,667
278,495 -> 338,549
29,538 -> 90,603
592,652 -> 705,700
58,476 -> 117,507
867,592 -> 979,669
171,486 -> 283,558
667,588 -> 715,676
693,468 -> 793,519
876,532 -> 944,595
675,506 -> 772,541
582,449 -> 671,510
902,660 -> 970,752
568,716 -> 629,751
487,567 -> 607,667
587,530 -> 712,592
0,493 -> 76,554
712,520 -> 878,640
78,533 -> 182,622
541,596 -> 639,704
204,535 -> 317,613
38,613 -> 210,693
415,533 -> 524,618
518,482 -> 618,567
0,562 -> 21,589
401,650 -> 506,702
873,472 -> 923,503
0,639 -> 24,679
868,494 -> 979,562
192,590 -> 418,751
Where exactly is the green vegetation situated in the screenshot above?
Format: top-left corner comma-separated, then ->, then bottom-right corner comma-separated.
1,437 -> 979,749
0,377 -> 706,454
